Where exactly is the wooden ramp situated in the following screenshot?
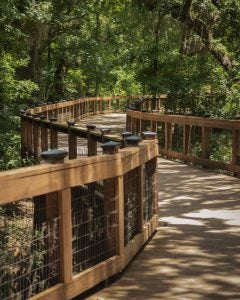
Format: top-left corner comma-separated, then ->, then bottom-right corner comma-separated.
86,158 -> 240,300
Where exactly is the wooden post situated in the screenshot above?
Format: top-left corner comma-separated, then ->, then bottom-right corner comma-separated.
116,175 -> 124,261
50,123 -> 58,149
58,188 -> 73,283
33,121 -> 40,158
20,117 -> 28,158
41,124 -> 48,151
201,127 -> 211,159
103,178 -> 117,256
137,165 -> 144,233
232,129 -> 240,172
183,125 -> 191,155
165,122 -> 172,151
87,127 -> 97,156
153,156 -> 159,215
126,115 -> 131,131
27,118 -> 33,156
45,191 -> 59,286
116,99 -> 120,112
68,130 -> 77,159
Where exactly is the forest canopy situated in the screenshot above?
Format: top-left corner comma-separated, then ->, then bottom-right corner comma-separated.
0,0 -> 240,168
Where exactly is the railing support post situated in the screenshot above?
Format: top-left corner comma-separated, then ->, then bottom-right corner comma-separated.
20,116 -> 28,158
137,165 -> 144,233
232,129 -> 240,176
41,124 -> 48,151
27,117 -> 34,157
165,122 -> 172,151
87,125 -> 97,156
183,125 -> 191,155
116,175 -> 124,262
58,188 -> 73,284
50,122 -> 58,149
33,121 -> 40,158
201,127 -> 211,159
68,131 -> 77,159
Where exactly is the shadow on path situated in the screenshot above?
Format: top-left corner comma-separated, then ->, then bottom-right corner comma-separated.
87,158 -> 240,300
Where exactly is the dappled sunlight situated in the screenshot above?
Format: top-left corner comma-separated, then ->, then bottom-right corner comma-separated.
88,157 -> 240,299
160,216 -> 203,226
185,209 -> 240,226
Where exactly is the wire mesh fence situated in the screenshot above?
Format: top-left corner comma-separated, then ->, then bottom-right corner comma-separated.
71,179 -> 118,275
144,158 -> 157,222
0,194 -> 60,300
124,167 -> 140,246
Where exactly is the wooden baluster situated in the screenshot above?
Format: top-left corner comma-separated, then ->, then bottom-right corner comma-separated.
201,127 -> 211,159
116,175 -> 124,263
87,126 -> 97,156
27,118 -> 34,156
103,178 -> 117,256
50,123 -> 58,149
183,125 -> 191,155
68,130 -> 77,159
41,124 -> 48,151
165,122 -> 172,151
58,188 -> 73,283
232,129 -> 240,175
33,121 -> 40,158
20,117 -> 28,158
126,115 -> 131,131
116,99 -> 120,112
137,165 -> 144,233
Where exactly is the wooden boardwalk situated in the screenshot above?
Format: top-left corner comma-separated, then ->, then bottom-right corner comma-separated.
86,158 -> 240,300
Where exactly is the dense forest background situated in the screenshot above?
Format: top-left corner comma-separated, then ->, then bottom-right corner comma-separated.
0,0 -> 240,169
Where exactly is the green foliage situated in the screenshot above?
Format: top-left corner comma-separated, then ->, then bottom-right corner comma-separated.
0,0 -> 240,169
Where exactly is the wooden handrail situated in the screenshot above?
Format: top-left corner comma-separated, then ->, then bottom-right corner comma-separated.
0,137 -> 158,299
127,110 -> 240,175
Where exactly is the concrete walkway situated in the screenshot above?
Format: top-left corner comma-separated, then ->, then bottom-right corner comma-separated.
87,158 -> 240,300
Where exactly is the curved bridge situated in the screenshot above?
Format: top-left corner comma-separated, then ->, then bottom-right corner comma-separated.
0,95 -> 240,300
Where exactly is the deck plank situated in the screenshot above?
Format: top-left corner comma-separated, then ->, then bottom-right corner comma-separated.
86,158 -> 240,300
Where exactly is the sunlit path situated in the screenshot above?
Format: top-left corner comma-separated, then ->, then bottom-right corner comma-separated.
87,158 -> 240,300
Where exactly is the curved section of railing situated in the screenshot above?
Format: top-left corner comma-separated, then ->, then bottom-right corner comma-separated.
126,110 -> 240,176
0,139 -> 158,300
1,96 -> 159,300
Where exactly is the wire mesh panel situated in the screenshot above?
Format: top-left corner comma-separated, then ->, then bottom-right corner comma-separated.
124,167 -> 140,246
72,179 -> 118,275
144,158 -> 157,222
0,194 -> 60,300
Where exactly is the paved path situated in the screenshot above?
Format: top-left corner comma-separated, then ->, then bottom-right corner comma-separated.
87,158 -> 240,300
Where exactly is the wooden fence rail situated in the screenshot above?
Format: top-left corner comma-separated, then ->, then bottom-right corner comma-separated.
0,139 -> 158,300
126,110 -> 240,175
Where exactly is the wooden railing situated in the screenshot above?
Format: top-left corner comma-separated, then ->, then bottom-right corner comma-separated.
21,95 -> 142,159
0,138 -> 158,299
1,95 -> 160,300
126,110 -> 240,175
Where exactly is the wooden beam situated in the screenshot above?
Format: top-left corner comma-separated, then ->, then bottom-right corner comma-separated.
50,124 -> 58,149
127,110 -> 240,130
33,122 -> 40,158
201,127 -> 211,159
68,131 -> 77,159
137,166 -> 144,233
183,125 -> 191,155
116,175 -> 124,263
41,125 -> 48,151
232,129 -> 240,165
165,122 -> 172,151
0,142 -> 158,204
58,188 -> 73,284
